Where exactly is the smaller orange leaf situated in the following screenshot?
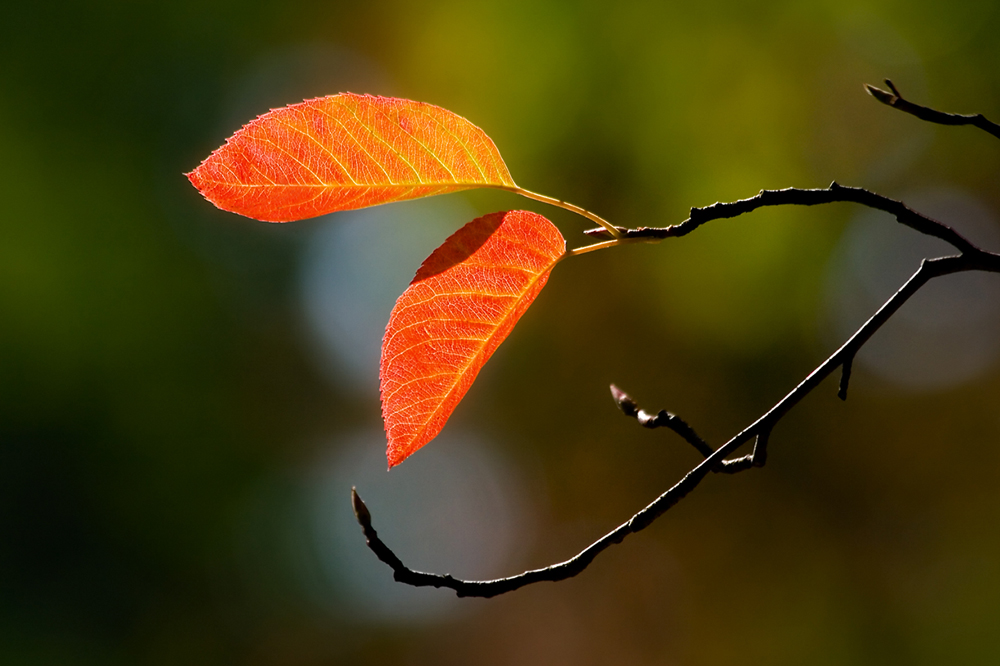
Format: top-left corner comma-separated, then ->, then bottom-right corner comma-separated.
380,210 -> 566,467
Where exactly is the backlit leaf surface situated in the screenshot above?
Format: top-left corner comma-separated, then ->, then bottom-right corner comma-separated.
380,210 -> 565,467
187,94 -> 515,221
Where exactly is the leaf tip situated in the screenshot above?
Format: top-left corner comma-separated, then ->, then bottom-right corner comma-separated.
386,445 -> 404,469
185,166 -> 204,192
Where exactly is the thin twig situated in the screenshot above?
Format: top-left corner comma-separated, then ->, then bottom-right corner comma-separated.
865,79 -> 1000,140
609,385 -> 753,474
582,183 -> 979,254
610,384 -> 712,457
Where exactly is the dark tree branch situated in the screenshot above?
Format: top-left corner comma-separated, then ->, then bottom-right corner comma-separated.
584,183 -> 979,254
865,79 -> 1000,140
354,226 -> 999,599
353,87 -> 1000,599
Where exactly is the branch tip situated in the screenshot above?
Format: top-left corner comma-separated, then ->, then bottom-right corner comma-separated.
351,487 -> 371,527
610,384 -> 638,416
838,354 -> 855,401
864,78 -> 1000,141
864,83 -> 895,104
751,428 -> 771,468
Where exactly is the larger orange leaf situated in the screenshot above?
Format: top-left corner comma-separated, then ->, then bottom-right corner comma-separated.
380,210 -> 566,467
187,93 -> 515,222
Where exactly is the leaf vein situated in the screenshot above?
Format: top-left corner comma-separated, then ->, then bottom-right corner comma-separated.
342,100 -> 424,183
413,107 -> 488,182
364,100 -> 458,182
311,104 -> 390,185
281,112 -> 360,186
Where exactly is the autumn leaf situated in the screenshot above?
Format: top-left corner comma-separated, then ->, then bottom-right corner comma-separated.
187,93 -> 515,222
380,210 -> 566,467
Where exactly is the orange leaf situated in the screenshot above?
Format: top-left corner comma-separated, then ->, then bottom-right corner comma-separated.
187,94 -> 515,222
380,210 -> 565,467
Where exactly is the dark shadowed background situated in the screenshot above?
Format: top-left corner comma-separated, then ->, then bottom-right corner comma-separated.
2,1 -> 1000,664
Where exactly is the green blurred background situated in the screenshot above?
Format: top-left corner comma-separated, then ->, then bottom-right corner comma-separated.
2,1 -> 1000,664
